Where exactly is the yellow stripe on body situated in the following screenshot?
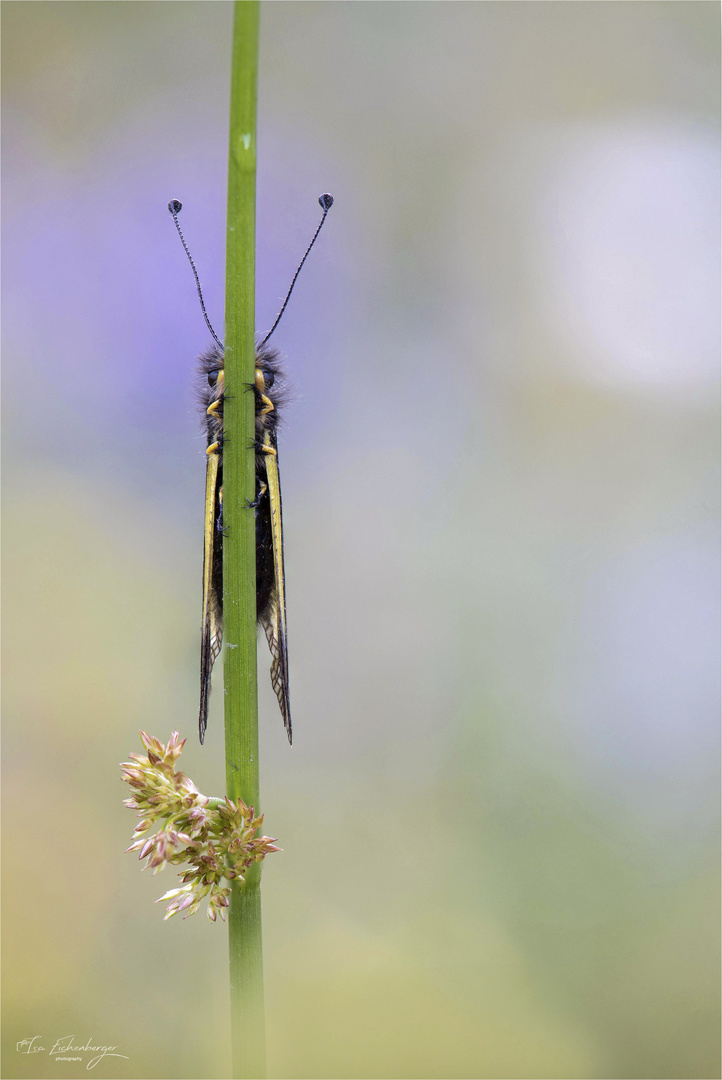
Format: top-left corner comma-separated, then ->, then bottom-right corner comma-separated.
202,450 -> 220,638
263,432 -> 287,644
261,428 -> 291,739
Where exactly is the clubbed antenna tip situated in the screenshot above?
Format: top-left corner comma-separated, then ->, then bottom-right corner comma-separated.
167,199 -> 223,350
260,193 -> 335,346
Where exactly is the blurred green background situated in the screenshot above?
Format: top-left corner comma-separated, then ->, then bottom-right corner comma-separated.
2,2 -> 720,1078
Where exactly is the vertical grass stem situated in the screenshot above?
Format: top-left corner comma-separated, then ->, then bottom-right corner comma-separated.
223,3 -> 264,1077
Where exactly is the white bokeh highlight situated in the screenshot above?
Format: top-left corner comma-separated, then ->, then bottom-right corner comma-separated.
541,122 -> 720,402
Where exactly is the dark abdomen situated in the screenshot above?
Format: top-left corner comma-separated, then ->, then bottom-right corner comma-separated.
255,489 -> 275,621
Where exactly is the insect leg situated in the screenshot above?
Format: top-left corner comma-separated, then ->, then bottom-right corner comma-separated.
245,482 -> 268,510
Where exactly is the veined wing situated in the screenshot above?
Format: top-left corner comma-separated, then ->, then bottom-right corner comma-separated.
199,449 -> 222,743
260,430 -> 292,743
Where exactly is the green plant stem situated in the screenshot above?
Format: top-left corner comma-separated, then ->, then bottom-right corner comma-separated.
223,2 -> 264,1078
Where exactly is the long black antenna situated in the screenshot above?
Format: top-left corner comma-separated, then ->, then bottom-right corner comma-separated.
168,200 -> 223,350
260,193 -> 334,347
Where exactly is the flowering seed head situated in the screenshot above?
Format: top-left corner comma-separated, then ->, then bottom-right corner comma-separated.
122,731 -> 281,922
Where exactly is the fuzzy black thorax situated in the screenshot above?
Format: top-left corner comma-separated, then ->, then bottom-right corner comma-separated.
198,341 -> 287,449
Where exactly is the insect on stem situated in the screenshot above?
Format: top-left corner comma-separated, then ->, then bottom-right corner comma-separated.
169,193 -> 334,744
